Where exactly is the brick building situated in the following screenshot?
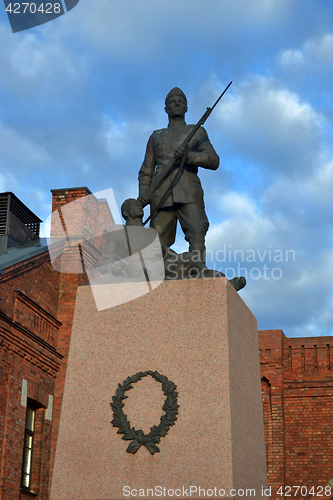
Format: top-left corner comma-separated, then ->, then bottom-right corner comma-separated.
0,188 -> 113,500
0,187 -> 333,499
260,331 -> 333,498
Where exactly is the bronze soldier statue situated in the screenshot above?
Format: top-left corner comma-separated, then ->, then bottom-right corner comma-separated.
138,87 -> 219,264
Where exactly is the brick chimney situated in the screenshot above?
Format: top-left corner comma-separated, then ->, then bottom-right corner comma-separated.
49,187 -> 114,273
50,187 -> 114,243
51,186 -> 91,212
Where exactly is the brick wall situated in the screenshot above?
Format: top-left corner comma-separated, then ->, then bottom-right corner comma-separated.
0,252 -> 62,500
259,330 -> 333,500
0,252 -> 60,322
1,186 -> 115,499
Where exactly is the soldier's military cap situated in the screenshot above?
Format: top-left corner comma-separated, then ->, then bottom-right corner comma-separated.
165,87 -> 187,104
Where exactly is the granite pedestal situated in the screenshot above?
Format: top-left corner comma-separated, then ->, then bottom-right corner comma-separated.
50,278 -> 267,499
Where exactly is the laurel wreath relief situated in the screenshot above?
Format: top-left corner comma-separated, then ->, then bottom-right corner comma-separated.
110,370 -> 179,455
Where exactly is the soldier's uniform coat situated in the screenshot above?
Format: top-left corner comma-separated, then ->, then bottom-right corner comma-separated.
138,123 -> 219,250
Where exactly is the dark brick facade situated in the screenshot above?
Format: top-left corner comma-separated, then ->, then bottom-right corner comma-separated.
0,187 -> 113,500
260,330 -> 333,500
0,251 -> 62,500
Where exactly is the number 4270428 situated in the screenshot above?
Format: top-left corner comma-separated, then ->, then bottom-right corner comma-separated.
277,486 -> 332,496
5,3 -> 61,14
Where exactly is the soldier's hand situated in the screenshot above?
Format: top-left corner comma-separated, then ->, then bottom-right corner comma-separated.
174,144 -> 188,160
137,194 -> 147,207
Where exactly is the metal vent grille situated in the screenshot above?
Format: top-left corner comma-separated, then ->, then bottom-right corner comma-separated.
0,192 -> 42,237
0,195 -> 9,235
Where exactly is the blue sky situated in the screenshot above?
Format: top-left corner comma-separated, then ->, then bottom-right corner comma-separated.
1,0 -> 333,337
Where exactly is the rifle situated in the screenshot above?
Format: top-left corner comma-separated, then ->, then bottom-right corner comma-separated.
139,81 -> 233,225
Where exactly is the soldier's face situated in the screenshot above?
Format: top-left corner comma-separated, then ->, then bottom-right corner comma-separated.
165,96 -> 187,118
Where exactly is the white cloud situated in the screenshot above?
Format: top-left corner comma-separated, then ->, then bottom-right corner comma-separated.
68,0 -> 293,60
261,158 -> 333,227
214,75 -> 324,174
100,114 -> 163,161
207,191 -> 274,250
305,160 -> 333,205
101,119 -> 128,159
278,32 -> 333,71
0,29 -> 86,96
309,33 -> 333,62
279,49 -> 304,68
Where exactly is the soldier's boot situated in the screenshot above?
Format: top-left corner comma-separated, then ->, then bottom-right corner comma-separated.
189,242 -> 206,264
229,276 -> 246,291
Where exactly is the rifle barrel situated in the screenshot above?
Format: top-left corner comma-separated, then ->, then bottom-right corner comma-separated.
210,80 -> 233,112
